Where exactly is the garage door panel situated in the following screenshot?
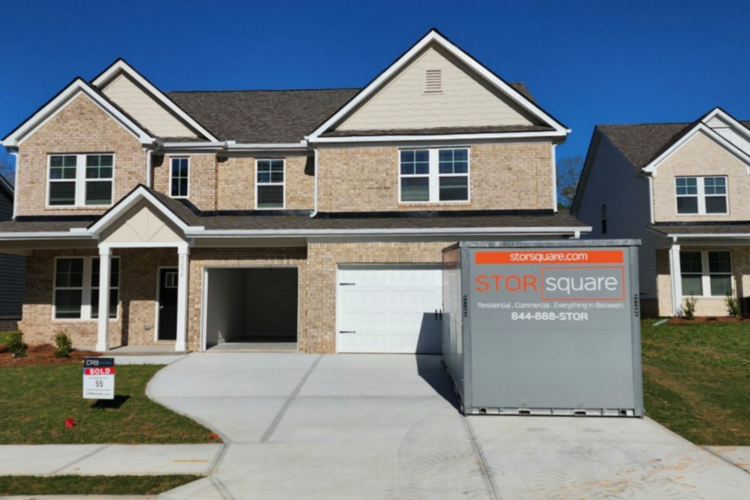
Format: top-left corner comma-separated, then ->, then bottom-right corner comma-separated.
337,265 -> 442,354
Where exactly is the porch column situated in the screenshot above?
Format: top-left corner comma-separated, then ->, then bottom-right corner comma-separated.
96,246 -> 112,352
668,241 -> 682,316
175,243 -> 190,352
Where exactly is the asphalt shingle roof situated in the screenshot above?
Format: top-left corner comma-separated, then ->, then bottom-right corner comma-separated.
0,211 -> 587,235
598,120 -> 750,171
166,83 -> 538,143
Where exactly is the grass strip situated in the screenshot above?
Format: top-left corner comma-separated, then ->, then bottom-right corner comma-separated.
0,475 -> 203,496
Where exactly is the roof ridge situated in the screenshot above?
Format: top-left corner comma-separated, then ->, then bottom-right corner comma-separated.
165,81 -> 528,95
165,88 -> 363,94
599,121 -> 693,127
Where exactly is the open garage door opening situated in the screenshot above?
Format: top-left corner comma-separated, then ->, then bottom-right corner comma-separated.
204,267 -> 298,351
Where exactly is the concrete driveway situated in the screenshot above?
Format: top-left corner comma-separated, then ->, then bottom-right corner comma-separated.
149,353 -> 750,500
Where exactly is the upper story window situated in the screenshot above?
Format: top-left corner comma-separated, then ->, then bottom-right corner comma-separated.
399,148 -> 469,203
48,154 -> 114,207
675,176 -> 727,215
170,158 -> 190,198
256,159 -> 285,209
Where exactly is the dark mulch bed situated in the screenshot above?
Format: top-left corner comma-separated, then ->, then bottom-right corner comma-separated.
0,343 -> 100,367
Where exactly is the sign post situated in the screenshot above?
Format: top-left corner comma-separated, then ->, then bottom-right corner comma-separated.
83,357 -> 115,400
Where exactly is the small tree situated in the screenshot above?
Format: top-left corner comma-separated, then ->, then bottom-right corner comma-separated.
683,295 -> 697,321
726,292 -> 740,317
557,155 -> 583,209
55,332 -> 73,358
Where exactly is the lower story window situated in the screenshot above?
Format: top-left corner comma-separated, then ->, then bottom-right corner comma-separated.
680,250 -> 732,297
54,257 -> 120,320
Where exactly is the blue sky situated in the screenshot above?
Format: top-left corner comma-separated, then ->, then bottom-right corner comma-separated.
1,0 -> 749,165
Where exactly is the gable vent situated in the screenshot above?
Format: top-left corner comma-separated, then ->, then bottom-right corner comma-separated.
424,69 -> 442,94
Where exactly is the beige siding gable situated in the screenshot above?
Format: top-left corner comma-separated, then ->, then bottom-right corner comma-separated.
102,73 -> 198,139
336,45 -> 538,131
101,200 -> 184,244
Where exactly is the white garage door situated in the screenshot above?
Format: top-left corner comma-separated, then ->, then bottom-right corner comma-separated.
336,265 -> 443,353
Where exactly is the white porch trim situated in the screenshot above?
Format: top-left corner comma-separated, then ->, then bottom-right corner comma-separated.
175,243 -> 189,352
668,241 -> 682,316
96,246 -> 112,352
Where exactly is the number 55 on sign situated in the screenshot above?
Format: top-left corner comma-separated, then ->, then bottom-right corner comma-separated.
83,357 -> 115,400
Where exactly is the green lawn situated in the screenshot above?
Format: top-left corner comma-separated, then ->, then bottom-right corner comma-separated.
0,364 -> 218,444
0,475 -> 203,496
641,320 -> 750,445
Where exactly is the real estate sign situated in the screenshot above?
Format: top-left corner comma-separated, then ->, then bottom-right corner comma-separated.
83,357 -> 115,400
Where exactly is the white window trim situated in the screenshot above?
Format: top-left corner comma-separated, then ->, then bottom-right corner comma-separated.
675,176 -> 728,216
169,157 -> 190,199
398,148 -> 471,204
52,256 -> 120,321
680,250 -> 733,298
255,159 -> 285,210
46,154 -> 116,208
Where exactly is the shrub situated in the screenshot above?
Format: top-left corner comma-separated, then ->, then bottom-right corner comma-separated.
54,332 -> 73,358
6,331 -> 26,358
726,293 -> 741,317
683,295 -> 697,321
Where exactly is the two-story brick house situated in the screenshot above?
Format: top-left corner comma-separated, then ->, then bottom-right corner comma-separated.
572,108 -> 750,317
0,29 -> 588,353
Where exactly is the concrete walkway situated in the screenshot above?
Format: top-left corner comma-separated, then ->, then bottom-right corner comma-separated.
0,444 -> 223,476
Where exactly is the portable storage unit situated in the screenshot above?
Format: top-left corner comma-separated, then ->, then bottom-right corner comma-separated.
442,240 -> 643,417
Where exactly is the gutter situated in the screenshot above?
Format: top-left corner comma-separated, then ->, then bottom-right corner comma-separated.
184,226 -> 592,238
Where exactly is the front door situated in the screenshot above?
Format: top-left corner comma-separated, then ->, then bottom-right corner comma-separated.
158,268 -> 179,341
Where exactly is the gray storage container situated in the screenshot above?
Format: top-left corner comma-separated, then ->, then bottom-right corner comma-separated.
442,240 -> 643,417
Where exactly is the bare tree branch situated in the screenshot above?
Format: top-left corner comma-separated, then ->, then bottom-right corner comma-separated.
556,155 -> 583,209
0,152 -> 15,187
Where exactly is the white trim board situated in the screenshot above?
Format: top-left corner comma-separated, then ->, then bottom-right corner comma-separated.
92,59 -> 219,142
307,29 -> 568,142
2,80 -> 155,148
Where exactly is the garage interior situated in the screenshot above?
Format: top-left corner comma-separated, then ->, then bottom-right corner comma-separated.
204,267 -> 298,351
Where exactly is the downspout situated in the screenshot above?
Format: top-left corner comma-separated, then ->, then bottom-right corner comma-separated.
310,147 -> 319,218
145,149 -> 153,188
9,151 -> 18,219
551,143 -> 558,212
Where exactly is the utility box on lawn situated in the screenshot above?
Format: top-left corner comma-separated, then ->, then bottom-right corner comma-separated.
442,240 -> 643,417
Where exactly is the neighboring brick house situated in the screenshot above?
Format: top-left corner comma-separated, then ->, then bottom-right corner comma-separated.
0,173 -> 24,327
0,29 -> 588,353
572,108 -> 750,318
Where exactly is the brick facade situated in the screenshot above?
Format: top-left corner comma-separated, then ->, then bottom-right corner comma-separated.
652,132 -> 750,223
19,248 -> 177,348
153,154 -> 217,212
317,142 -> 553,212
17,94 -> 147,216
19,242 -> 455,353
216,154 -> 314,211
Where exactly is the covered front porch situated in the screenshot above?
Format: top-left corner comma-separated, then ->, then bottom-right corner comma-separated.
653,225 -> 750,317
